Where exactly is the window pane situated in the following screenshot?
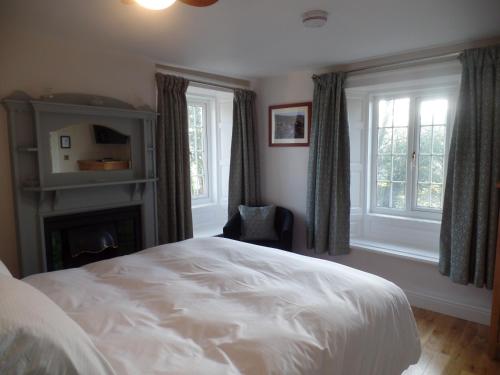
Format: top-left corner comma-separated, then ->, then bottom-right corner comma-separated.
197,159 -> 205,175
392,182 -> 406,209
431,184 -> 443,209
377,156 -> 392,181
375,97 -> 410,211
189,135 -> 195,152
195,106 -> 203,126
417,183 -> 431,208
394,98 -> 410,127
431,156 -> 444,184
420,101 -> 433,125
188,106 -> 195,122
419,126 -> 432,154
432,126 -> 446,155
188,103 -> 208,199
416,99 -> 448,211
378,128 -> 392,154
198,176 -> 205,196
191,175 -> 204,197
378,100 -> 393,127
377,181 -> 391,208
420,99 -> 449,125
392,156 -> 407,182
392,128 -> 408,154
432,99 -> 448,124
196,131 -> 203,148
418,155 -> 431,183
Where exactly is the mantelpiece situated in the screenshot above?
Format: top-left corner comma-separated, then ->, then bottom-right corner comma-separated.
2,92 -> 158,277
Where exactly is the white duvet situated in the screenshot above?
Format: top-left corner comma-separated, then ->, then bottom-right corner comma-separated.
24,237 -> 420,375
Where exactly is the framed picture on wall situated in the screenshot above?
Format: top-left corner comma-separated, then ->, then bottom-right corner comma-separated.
60,135 -> 71,149
269,102 -> 312,147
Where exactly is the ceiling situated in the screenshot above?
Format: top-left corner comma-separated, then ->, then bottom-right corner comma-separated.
2,0 -> 500,78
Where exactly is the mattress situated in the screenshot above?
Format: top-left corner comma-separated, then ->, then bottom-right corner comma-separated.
24,237 -> 421,374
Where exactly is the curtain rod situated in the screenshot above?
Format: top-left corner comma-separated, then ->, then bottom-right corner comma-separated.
156,63 -> 251,91
339,36 -> 500,75
346,52 -> 461,74
344,52 -> 461,76
188,79 -> 242,92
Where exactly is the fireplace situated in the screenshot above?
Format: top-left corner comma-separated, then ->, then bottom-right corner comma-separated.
44,205 -> 143,271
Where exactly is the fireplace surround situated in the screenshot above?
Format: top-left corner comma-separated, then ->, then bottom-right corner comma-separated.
3,92 -> 158,276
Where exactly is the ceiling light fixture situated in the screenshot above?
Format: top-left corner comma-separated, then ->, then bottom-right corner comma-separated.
302,10 -> 329,28
122,0 -> 218,10
134,0 -> 177,10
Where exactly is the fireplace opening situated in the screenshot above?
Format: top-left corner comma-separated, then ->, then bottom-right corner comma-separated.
44,205 -> 142,271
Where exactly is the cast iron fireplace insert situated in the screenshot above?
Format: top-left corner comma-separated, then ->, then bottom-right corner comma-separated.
44,205 -> 143,271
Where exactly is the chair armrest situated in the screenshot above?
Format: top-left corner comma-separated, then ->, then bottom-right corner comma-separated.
278,212 -> 294,251
280,213 -> 294,234
223,213 -> 242,240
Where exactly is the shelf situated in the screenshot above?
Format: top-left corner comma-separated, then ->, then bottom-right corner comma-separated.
17,146 -> 38,152
22,178 -> 158,192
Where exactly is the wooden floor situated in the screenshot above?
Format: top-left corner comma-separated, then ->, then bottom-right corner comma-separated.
403,307 -> 500,375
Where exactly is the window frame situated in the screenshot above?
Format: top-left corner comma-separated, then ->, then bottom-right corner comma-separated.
411,94 -> 454,214
187,96 -> 214,206
369,86 -> 457,221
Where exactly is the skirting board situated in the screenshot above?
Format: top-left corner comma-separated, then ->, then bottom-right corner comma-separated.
404,289 -> 491,325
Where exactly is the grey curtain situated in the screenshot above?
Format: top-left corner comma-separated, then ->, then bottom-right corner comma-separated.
306,72 -> 351,255
228,89 -> 261,217
155,73 -> 193,244
439,46 -> 500,289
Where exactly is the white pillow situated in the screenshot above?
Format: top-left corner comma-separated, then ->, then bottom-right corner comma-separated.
0,275 -> 115,375
0,261 -> 11,277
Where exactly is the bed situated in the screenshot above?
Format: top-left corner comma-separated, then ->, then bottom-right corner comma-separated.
23,237 -> 421,374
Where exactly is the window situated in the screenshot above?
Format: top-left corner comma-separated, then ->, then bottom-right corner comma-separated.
188,101 -> 209,200
375,97 -> 410,209
186,85 -> 233,237
415,99 -> 448,209
371,90 -> 454,218
347,66 -> 460,257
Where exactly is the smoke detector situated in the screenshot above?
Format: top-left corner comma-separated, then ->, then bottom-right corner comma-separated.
302,10 -> 329,28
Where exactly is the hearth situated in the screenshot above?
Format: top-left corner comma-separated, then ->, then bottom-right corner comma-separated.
44,206 -> 142,271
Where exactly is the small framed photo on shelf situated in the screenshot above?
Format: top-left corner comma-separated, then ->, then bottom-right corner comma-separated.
60,135 -> 71,149
269,102 -> 312,147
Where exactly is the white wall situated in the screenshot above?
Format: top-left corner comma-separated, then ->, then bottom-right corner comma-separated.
0,27 -> 156,276
256,71 -> 315,251
254,68 -> 493,324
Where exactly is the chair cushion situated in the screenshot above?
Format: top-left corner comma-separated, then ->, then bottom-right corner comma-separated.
238,205 -> 279,241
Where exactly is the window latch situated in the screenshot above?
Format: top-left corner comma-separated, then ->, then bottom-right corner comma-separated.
411,151 -> 417,166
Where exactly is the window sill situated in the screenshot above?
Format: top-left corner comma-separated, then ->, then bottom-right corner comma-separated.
350,239 -> 439,265
192,201 -> 217,210
366,212 -> 441,225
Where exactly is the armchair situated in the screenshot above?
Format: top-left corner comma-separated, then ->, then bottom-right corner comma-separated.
222,206 -> 294,251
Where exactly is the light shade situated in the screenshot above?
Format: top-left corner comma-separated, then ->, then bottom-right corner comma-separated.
135,0 -> 176,10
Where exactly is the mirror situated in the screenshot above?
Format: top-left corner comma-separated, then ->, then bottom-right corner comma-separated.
50,124 -> 131,174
